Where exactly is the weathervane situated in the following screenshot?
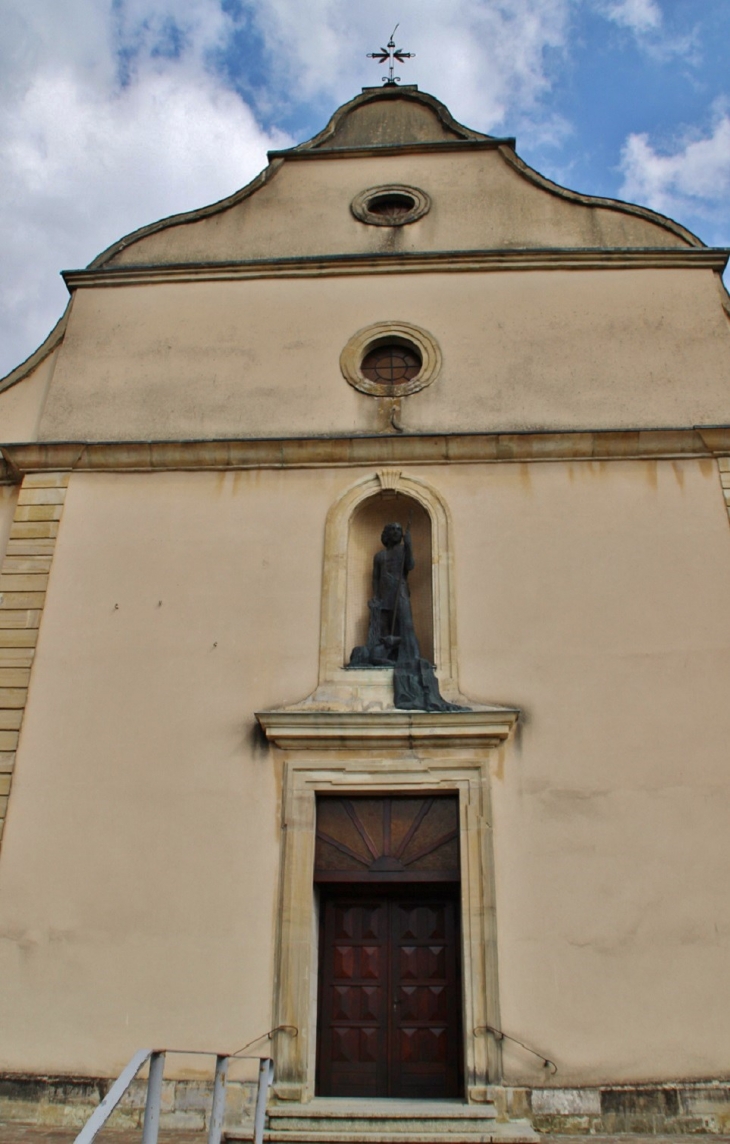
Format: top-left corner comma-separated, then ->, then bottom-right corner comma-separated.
367,24 -> 414,86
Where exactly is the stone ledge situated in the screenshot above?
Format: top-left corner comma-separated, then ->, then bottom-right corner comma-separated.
2,430 -> 730,481
61,247 -> 730,291
256,706 -> 518,751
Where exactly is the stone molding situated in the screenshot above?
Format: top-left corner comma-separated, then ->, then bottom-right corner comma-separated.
61,246 -> 728,291
2,428 -> 730,480
0,473 -> 69,852
269,140 -> 513,160
256,707 -> 518,751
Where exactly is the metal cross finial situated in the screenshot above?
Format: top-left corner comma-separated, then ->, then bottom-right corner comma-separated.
367,24 -> 415,86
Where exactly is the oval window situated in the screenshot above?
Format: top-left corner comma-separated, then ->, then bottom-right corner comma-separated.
351,185 -> 430,227
366,192 -> 418,224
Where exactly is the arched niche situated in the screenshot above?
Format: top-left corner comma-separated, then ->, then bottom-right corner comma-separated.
346,492 -> 433,664
318,470 -> 460,700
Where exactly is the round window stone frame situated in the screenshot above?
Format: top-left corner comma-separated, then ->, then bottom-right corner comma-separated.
340,321 -> 442,398
351,184 -> 431,227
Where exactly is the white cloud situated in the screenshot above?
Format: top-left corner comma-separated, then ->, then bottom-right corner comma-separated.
603,0 -> 662,33
597,0 -> 699,62
244,0 -> 574,133
0,0 -> 290,380
1,0 -> 583,379
620,110 -> 730,234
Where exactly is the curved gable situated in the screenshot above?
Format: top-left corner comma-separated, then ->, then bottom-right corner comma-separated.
88,87 -> 699,273
300,86 -> 488,148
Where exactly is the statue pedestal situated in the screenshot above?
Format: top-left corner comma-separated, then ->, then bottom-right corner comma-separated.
257,701 -> 518,752
257,667 -> 517,751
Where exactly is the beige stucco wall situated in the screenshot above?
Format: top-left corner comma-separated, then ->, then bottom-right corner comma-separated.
449,456 -> 730,1084
0,468 -> 327,1074
0,350 -> 58,442
0,459 -> 729,1083
36,269 -> 730,442
106,149 -> 688,269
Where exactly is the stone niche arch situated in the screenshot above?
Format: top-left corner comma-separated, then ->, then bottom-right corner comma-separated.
318,470 -> 461,702
346,491 -> 434,664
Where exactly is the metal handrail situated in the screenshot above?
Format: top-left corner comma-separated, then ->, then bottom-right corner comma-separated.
74,1048 -> 154,1144
73,1047 -> 274,1144
474,1023 -> 558,1075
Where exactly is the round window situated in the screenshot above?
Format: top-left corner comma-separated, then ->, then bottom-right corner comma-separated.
351,185 -> 431,227
340,322 -> 441,398
361,342 -> 423,385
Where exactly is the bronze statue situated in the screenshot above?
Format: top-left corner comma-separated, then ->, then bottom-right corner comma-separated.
349,522 -> 467,712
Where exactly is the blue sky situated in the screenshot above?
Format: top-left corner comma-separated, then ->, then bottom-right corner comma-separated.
1,0 -> 729,379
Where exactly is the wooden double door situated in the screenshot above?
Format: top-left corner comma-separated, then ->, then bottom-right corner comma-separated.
316,887 -> 463,1098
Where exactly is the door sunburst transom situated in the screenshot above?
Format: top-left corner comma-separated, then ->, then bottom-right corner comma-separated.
315,796 -> 459,883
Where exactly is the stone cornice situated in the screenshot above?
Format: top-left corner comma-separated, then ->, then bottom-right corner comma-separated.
61,247 -> 729,291
2,428 -> 730,482
255,706 -> 519,751
267,139 -> 515,160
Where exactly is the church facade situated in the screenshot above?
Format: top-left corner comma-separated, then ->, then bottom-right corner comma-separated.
1,85 -> 730,1136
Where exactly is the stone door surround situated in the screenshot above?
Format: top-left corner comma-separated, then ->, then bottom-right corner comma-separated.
270,752 -> 504,1105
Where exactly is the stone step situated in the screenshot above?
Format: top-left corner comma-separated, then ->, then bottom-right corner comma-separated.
225,1099 -> 538,1144
267,1117 -> 503,1132
269,1098 -> 498,1123
269,1112 -> 500,1131
259,1132 -> 537,1144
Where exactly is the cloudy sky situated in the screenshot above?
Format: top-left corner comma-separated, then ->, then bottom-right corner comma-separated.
1,0 -> 729,380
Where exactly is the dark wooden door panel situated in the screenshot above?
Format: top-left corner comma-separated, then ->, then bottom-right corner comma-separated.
391,898 -> 460,1098
318,898 -> 388,1097
317,890 -> 462,1098
399,984 -> 448,1021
